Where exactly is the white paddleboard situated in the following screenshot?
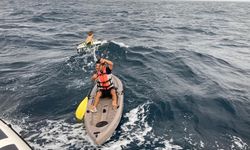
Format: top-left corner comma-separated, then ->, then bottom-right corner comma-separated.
77,40 -> 102,53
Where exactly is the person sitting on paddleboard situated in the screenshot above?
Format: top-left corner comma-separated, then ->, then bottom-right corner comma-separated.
85,31 -> 94,46
90,58 -> 118,112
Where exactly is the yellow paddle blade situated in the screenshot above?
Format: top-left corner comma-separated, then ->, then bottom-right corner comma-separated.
75,96 -> 88,120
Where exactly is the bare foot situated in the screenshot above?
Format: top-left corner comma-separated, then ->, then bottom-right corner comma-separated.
112,105 -> 118,111
90,105 -> 97,113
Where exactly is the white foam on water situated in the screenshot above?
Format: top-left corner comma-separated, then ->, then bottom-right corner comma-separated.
120,102 -> 152,145
215,141 -> 220,148
92,44 -> 98,62
101,103 -> 151,149
28,121 -> 84,149
182,115 -> 208,149
21,72 -> 37,78
111,40 -> 130,48
8,118 -> 96,150
200,140 -> 205,148
163,139 -> 183,150
1,119 -> 24,133
0,77 -> 20,92
103,102 -> 182,149
99,40 -> 108,45
3,102 -> 181,149
66,51 -> 95,72
230,135 -> 248,150
66,79 -> 86,89
4,86 -> 18,91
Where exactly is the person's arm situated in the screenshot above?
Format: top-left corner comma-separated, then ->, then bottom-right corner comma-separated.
91,73 -> 98,81
100,58 -> 113,70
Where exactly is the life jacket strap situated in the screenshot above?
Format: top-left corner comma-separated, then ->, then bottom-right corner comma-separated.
97,78 -> 112,84
97,83 -> 114,90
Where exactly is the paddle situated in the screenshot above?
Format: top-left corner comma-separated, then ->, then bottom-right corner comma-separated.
75,86 -> 93,121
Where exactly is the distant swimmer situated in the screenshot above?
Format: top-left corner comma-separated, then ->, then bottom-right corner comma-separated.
85,31 -> 94,46
76,31 -> 102,54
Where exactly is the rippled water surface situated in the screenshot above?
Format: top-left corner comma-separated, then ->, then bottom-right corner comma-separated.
1,0 -> 250,149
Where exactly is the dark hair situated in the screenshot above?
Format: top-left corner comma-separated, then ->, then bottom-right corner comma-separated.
88,31 -> 93,36
96,59 -> 101,64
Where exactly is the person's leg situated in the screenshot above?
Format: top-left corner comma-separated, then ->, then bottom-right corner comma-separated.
110,88 -> 118,110
91,91 -> 102,112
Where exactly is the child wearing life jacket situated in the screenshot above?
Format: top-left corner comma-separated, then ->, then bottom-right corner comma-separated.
90,58 -> 118,112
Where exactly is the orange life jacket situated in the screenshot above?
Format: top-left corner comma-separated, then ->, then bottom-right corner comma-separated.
97,66 -> 113,90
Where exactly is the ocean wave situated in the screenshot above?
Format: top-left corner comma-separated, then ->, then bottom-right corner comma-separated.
1,1 -> 250,149
175,26 -> 216,36
1,102 -> 183,150
111,40 -> 130,48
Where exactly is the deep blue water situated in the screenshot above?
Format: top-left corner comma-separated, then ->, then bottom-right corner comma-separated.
1,0 -> 250,149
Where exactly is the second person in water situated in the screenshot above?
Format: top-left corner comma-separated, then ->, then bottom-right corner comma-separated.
85,31 -> 94,46
90,58 -> 118,112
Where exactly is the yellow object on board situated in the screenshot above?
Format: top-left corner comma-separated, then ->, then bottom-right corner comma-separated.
75,96 -> 88,120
